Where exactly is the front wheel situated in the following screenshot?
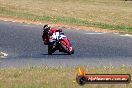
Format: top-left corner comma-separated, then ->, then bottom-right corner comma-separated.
71,48 -> 74,54
59,42 -> 72,55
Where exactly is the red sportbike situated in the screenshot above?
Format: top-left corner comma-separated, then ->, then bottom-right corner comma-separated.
48,30 -> 74,55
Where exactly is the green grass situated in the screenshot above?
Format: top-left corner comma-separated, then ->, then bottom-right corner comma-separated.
0,65 -> 132,88
0,0 -> 132,31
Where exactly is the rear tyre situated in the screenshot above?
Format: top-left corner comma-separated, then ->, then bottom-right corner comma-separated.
48,44 -> 53,55
48,42 -> 56,55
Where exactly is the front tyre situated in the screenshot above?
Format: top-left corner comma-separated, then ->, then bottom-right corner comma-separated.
71,48 -> 74,54
59,42 -> 72,55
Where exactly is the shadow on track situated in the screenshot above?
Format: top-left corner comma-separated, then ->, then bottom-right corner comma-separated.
6,52 -> 73,60
41,53 -> 71,55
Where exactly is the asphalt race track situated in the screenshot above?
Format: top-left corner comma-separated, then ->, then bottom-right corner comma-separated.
0,20 -> 132,68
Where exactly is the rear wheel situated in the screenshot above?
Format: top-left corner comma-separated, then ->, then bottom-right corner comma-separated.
48,42 -> 56,55
48,44 -> 53,55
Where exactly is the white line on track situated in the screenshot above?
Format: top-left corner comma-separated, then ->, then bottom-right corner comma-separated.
120,34 -> 132,37
86,32 -> 106,35
12,21 -> 16,22
0,52 -> 8,58
23,24 -> 34,27
27,23 -> 31,24
4,20 -> 8,21
113,33 -> 119,35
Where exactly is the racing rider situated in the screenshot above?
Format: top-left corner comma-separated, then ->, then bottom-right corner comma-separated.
42,24 -> 63,45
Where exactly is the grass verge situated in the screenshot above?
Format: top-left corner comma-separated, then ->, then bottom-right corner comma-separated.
0,65 -> 132,88
0,0 -> 132,31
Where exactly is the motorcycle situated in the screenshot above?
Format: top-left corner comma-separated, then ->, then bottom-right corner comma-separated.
48,30 -> 74,55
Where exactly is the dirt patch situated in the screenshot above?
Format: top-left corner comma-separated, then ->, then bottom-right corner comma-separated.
0,16 -> 125,33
